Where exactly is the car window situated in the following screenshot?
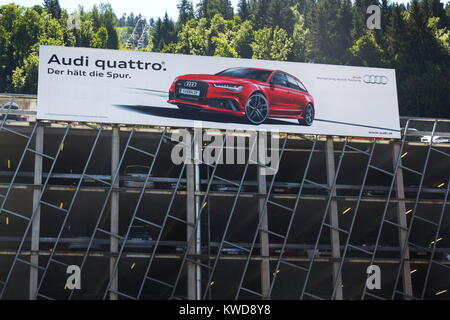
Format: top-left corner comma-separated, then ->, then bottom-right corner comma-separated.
286,75 -> 301,91
270,72 -> 288,87
296,80 -> 308,92
216,68 -> 272,82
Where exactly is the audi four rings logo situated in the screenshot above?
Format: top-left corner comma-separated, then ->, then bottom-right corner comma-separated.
364,75 -> 388,85
185,81 -> 198,88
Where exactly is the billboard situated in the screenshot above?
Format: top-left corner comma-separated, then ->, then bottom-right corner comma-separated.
37,45 -> 401,138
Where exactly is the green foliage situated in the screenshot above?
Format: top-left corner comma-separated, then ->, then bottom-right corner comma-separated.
0,2 -> 120,93
233,20 -> 253,58
43,0 -> 61,20
237,0 -> 250,21
350,32 -> 385,67
177,0 -> 194,27
251,27 -> 293,61
291,5 -> 310,62
92,26 -> 108,48
11,51 -> 39,93
152,13 -> 177,52
197,0 -> 233,20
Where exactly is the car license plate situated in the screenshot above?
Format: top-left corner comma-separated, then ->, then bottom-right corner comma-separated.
179,88 -> 200,96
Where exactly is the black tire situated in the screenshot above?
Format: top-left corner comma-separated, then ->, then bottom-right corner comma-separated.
245,93 -> 269,125
298,103 -> 314,126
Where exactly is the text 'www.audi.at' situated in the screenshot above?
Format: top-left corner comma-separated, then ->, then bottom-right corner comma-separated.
168,67 -> 315,125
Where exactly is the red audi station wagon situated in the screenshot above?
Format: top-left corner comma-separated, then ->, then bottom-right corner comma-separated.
168,67 -> 315,125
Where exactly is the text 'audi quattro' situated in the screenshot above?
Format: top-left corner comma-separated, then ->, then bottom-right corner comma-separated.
168,67 -> 315,125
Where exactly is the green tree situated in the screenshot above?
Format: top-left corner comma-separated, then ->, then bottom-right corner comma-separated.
350,32 -> 385,66
291,6 -> 310,62
152,13 -> 177,51
97,4 -> 119,49
11,51 -> 39,93
252,0 -> 270,29
233,19 -> 253,58
251,27 -> 272,59
77,19 -> 95,47
197,0 -> 221,20
177,0 -> 195,27
92,26 -> 108,48
218,0 -> 234,20
43,0 -> 61,20
251,27 -> 292,61
237,0 -> 250,21
270,27 -> 293,60
267,0 -> 295,34
174,18 -> 210,55
352,0 -> 377,41
308,0 -> 352,64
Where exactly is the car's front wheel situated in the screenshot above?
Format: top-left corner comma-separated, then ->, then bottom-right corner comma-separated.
245,93 -> 269,125
298,103 -> 314,126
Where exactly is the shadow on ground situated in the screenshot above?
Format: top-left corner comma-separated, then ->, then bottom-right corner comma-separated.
114,104 -> 297,126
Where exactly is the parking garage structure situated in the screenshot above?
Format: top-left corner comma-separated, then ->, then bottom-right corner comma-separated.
0,95 -> 449,300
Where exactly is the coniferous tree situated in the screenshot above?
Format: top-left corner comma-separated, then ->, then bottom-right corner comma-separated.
197,0 -> 219,20
197,0 -> 233,20
127,12 -> 135,27
43,0 -> 61,20
177,0 -> 195,26
218,0 -> 234,20
267,0 -> 295,34
252,0 -> 270,29
237,0 -> 250,21
118,13 -> 126,27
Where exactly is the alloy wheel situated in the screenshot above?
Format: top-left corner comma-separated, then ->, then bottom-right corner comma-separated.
245,93 -> 269,125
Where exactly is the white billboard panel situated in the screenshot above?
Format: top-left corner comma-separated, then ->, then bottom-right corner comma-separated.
37,45 -> 401,138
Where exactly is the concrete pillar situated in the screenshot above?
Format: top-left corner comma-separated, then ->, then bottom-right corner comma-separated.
325,137 -> 343,300
30,123 -> 43,300
30,124 -> 44,300
392,143 -> 413,298
258,164 -> 270,299
110,126 -> 120,300
186,128 -> 201,300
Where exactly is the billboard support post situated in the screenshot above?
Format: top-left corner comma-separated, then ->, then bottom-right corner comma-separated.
30,123 -> 43,300
325,137 -> 343,300
194,128 -> 202,300
392,143 -> 413,299
186,128 -> 201,300
110,125 -> 120,300
257,138 -> 270,299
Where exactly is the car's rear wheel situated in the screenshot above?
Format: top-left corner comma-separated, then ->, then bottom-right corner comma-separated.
245,93 -> 269,125
298,103 -> 314,126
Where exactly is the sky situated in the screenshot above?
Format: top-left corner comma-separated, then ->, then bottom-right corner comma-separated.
1,0 -> 448,20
